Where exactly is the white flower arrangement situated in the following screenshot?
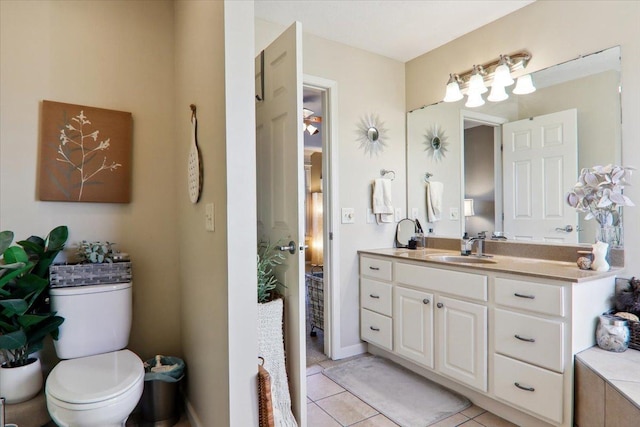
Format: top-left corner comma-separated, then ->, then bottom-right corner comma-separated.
566,164 -> 634,226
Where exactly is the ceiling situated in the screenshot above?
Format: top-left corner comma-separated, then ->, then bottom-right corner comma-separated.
255,0 -> 535,63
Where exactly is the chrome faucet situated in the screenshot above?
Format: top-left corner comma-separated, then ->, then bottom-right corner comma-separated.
461,236 -> 489,257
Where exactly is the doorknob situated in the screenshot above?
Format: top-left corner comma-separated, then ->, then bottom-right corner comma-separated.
278,241 -> 297,254
555,225 -> 573,233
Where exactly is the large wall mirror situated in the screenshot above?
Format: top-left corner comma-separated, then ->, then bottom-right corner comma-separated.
407,46 -> 621,246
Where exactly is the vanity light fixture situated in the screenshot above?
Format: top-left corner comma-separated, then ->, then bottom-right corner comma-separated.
513,74 -> 537,95
443,74 -> 464,102
443,51 -> 532,107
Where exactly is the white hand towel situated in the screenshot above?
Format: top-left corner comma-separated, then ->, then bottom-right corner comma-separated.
426,181 -> 444,222
372,178 -> 394,223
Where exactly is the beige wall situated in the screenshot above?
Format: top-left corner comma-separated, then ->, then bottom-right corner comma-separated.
0,0 -> 180,359
406,0 -> 640,272
257,19 -> 406,354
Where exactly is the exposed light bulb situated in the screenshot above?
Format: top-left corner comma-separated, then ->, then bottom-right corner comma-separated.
513,74 -> 536,95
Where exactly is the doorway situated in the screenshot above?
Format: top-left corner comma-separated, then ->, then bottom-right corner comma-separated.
302,76 -> 338,367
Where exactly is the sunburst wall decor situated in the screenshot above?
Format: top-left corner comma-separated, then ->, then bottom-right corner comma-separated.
424,124 -> 449,162
356,113 -> 388,157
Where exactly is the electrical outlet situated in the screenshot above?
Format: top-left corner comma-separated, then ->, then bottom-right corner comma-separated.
449,207 -> 459,220
395,207 -> 402,222
366,208 -> 375,224
411,208 -> 419,220
205,203 -> 215,231
341,208 -> 355,224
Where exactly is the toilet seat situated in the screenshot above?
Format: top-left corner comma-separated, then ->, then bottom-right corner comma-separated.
46,349 -> 143,406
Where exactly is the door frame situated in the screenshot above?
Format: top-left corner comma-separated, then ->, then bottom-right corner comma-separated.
459,110 -> 508,237
303,74 -> 340,359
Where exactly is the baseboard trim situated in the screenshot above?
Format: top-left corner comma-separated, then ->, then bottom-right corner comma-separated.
332,342 -> 367,360
184,397 -> 203,427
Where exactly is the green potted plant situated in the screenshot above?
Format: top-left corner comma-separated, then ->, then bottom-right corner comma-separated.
257,240 -> 285,303
0,225 -> 68,403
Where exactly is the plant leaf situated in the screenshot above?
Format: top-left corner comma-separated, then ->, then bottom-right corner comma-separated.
0,299 -> 29,316
46,226 -> 69,252
0,329 -> 27,350
3,246 -> 28,264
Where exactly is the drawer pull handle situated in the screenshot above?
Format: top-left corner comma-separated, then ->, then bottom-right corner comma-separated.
514,382 -> 535,392
369,326 -> 380,331
515,334 -> 536,343
369,266 -> 380,271
369,294 -> 380,299
514,292 -> 535,299
423,298 -> 430,304
437,302 -> 444,308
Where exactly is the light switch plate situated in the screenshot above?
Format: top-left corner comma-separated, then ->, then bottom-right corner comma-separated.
341,208 -> 355,224
395,207 -> 402,222
411,208 -> 419,220
449,207 -> 459,220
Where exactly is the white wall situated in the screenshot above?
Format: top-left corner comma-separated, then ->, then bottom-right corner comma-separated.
406,0 -> 640,273
0,0 -> 181,360
256,19 -> 406,354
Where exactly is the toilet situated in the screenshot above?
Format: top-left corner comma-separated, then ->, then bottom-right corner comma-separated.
45,282 -> 144,427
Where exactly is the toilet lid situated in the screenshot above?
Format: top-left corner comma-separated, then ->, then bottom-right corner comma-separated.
47,349 -> 144,404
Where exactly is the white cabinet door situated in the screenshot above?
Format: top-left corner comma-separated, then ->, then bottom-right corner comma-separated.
394,286 -> 434,368
436,295 -> 487,391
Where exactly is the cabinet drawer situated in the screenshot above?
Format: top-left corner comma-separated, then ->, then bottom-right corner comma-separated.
396,262 -> 487,301
360,308 -> 392,350
360,257 -> 392,281
493,354 -> 564,424
494,277 -> 564,317
361,278 -> 393,316
494,309 -> 564,372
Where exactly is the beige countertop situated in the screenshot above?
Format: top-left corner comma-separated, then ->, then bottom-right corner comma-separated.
576,346 -> 640,409
358,247 -> 622,282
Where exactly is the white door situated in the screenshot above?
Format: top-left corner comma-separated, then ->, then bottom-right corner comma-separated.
502,109 -> 578,243
256,22 -> 306,426
436,295 -> 487,392
394,286 -> 434,368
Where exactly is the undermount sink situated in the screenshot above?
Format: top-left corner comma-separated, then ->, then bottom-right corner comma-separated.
426,255 -> 497,264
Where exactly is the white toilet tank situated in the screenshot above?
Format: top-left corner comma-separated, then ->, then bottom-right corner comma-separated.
50,282 -> 133,359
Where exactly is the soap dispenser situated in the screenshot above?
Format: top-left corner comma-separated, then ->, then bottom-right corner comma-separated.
461,232 -> 471,255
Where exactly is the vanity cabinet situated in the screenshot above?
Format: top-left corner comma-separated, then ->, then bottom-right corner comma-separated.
358,251 -> 616,427
393,286 -> 434,368
436,295 -> 487,392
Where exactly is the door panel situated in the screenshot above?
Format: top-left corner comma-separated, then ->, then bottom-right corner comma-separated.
256,22 -> 305,426
503,109 -> 578,243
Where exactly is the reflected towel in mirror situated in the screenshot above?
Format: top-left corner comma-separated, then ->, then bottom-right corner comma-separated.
426,181 -> 443,222
373,178 -> 394,223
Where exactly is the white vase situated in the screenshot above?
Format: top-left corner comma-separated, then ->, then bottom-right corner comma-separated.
0,357 -> 43,404
591,241 -> 610,272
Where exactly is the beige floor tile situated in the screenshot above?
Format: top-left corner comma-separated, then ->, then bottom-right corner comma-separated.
307,402 -> 341,427
316,391 -> 379,426
458,421 -> 484,427
351,413 -> 400,426
307,372 -> 345,401
472,411 -> 517,427
307,364 -> 323,376
319,353 -> 370,369
429,412 -> 471,427
460,404 -> 486,419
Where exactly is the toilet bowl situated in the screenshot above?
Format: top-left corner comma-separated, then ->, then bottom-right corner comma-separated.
46,349 -> 144,427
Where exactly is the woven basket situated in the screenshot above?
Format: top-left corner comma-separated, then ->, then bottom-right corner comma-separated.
629,319 -> 640,351
49,262 -> 132,288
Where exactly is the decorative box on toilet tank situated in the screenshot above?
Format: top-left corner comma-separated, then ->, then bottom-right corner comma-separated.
49,262 -> 132,287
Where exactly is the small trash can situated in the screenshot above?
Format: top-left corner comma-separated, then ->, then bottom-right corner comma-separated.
141,355 -> 185,426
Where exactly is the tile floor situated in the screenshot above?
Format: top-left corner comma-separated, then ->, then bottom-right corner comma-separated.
306,356 -> 517,427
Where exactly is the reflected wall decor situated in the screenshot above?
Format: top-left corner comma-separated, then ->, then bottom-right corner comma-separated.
38,101 -> 132,203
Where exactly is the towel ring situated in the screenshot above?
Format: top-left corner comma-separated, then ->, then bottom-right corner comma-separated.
380,169 -> 395,180
424,172 -> 433,182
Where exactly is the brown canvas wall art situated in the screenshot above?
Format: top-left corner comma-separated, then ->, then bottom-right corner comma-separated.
39,100 -> 132,203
